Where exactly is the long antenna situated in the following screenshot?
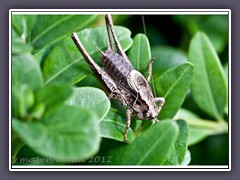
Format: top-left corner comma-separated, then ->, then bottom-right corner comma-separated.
142,15 -> 157,98
141,15 -> 147,36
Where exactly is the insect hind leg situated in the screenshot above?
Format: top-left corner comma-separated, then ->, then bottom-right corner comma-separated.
105,14 -> 129,61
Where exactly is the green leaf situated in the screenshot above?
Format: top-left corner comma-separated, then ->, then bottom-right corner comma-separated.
42,26 -> 133,85
35,85 -> 73,116
12,54 -> 43,91
31,15 -> 97,52
174,108 -> 227,145
97,120 -> 179,165
173,15 -> 228,53
165,120 -> 189,165
100,109 -> 135,142
151,46 -> 187,78
155,63 -> 194,120
188,32 -> 227,119
66,87 -> 110,121
128,33 -> 151,75
12,105 -> 101,162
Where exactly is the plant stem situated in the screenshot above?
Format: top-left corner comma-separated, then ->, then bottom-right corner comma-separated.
183,118 -> 228,134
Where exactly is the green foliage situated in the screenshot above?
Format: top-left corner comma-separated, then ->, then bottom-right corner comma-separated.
97,120 -> 179,165
128,33 -> 151,76
189,32 -> 227,120
165,120 -> 189,165
12,105 -> 100,162
11,14 -> 228,166
155,63 -> 194,119
31,15 -> 98,52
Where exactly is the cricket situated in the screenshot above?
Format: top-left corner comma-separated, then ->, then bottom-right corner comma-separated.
71,14 -> 165,143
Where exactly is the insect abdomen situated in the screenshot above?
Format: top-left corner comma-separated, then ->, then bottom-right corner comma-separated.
101,50 -> 134,85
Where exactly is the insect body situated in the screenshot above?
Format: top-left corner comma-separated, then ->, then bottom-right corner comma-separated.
71,14 -> 165,143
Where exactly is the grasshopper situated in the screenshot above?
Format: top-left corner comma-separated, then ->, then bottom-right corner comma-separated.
71,14 -> 165,143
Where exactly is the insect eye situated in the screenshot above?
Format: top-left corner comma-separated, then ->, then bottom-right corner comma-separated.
143,111 -> 150,118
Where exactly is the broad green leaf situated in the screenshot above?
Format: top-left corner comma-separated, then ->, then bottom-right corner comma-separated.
128,33 -> 151,75
151,46 -> 187,78
155,63 -> 194,120
97,120 -> 179,165
31,15 -> 97,52
12,54 -> 43,91
66,87 -> 110,121
100,119 -> 135,142
165,120 -> 189,165
42,26 -> 133,85
174,108 -> 227,145
188,32 -> 227,120
99,109 -> 135,142
35,85 -> 73,116
12,105 -> 101,162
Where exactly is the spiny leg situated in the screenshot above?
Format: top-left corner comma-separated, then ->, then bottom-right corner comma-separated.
147,57 -> 157,82
72,33 -> 121,99
71,33 -> 102,73
123,108 -> 133,143
105,18 -> 114,51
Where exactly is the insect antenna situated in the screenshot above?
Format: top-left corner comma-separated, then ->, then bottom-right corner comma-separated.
141,15 -> 157,98
141,15 -> 147,36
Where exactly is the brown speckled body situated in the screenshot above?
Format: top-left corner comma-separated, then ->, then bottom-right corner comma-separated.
101,49 -> 134,87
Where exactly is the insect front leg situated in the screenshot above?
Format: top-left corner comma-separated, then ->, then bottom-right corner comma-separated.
155,97 -> 165,112
123,108 -> 133,143
146,57 -> 157,82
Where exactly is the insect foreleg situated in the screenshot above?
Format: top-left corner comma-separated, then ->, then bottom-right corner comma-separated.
123,108 -> 133,143
146,57 -> 157,82
155,97 -> 165,112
